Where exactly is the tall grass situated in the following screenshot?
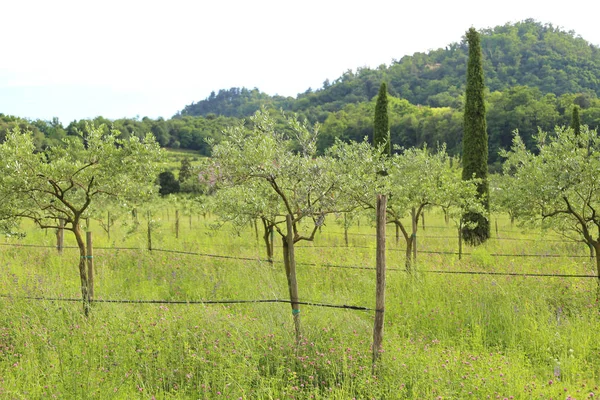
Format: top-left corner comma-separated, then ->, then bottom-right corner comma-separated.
0,210 -> 598,398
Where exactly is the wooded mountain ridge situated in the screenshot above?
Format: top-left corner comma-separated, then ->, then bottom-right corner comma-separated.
2,19 -> 600,170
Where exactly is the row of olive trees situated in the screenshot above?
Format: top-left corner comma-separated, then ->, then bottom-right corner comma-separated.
206,110 -> 484,340
0,125 -> 162,314
498,125 -> 600,285
209,110 -> 484,270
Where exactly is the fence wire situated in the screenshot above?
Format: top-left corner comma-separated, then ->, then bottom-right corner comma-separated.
1,243 -> 597,280
0,294 -> 373,311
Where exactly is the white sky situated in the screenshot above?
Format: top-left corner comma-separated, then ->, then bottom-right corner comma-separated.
1,0 -> 599,123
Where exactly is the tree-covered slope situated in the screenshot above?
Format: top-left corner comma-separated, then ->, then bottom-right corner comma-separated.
180,20 -> 600,120
4,19 -> 600,170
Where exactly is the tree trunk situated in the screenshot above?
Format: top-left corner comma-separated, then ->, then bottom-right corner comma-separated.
594,242 -> 600,301
283,215 -> 301,343
444,209 -> 449,225
261,218 -> 273,263
395,223 -> 400,246
405,236 -> 413,273
73,224 -> 90,316
373,194 -> 387,367
421,211 -> 425,231
254,219 -> 259,242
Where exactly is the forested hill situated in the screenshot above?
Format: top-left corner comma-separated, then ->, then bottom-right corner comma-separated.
179,19 -> 600,121
4,19 -> 600,171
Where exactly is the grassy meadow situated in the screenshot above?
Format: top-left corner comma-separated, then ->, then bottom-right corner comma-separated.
0,208 -> 599,399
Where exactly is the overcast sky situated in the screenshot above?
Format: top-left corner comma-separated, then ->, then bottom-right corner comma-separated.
1,0 -> 599,124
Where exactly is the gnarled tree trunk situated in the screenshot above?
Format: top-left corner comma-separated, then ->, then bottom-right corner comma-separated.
73,223 -> 90,316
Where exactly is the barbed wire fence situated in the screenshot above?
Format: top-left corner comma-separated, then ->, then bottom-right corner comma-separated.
1,229 -> 597,313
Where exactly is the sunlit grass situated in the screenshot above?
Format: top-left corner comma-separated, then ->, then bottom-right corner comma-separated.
1,209 -> 599,398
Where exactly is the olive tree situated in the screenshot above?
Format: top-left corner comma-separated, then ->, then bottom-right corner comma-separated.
330,140 -> 476,271
0,125 -> 161,314
210,110 -> 340,339
501,126 -> 600,285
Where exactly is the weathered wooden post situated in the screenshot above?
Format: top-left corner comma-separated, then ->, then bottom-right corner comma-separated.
147,210 -> 152,251
86,231 -> 94,301
270,229 -> 274,261
411,207 -> 417,265
106,211 -> 111,240
344,213 -> 349,247
458,224 -> 463,260
57,219 -> 65,254
175,209 -> 180,239
373,194 -> 387,367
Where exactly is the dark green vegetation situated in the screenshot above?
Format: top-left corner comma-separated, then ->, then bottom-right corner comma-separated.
3,20 -> 600,170
373,82 -> 390,155
571,105 -> 581,135
462,28 -> 490,245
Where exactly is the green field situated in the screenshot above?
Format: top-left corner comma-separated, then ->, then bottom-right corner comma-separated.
1,209 -> 599,399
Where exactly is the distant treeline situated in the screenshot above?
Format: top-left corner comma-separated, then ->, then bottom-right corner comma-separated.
3,85 -> 597,171
3,19 -> 600,170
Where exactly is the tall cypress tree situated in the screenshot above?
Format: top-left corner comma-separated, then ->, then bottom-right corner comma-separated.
462,27 -> 490,245
571,105 -> 581,136
374,82 -> 390,156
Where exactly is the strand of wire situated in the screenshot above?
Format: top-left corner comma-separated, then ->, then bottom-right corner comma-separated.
0,294 -> 372,311
1,244 -> 596,278
1,242 -> 590,259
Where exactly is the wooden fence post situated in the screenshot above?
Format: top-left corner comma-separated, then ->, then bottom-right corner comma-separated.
411,207 -> 417,265
147,211 -> 152,251
270,229 -> 274,261
373,194 -> 387,368
175,209 -> 180,239
344,213 -> 349,247
86,231 -> 94,301
495,218 -> 499,237
458,225 -> 463,260
105,211 -> 111,240
57,219 -> 64,254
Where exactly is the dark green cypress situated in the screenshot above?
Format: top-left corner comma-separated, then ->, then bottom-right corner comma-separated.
373,83 -> 390,156
462,27 -> 490,245
571,105 -> 581,136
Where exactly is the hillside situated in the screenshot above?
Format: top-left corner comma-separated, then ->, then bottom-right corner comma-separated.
4,19 -> 600,170
179,19 -> 600,121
